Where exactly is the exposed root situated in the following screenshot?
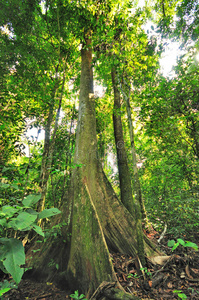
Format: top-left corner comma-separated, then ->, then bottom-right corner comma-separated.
90,281 -> 140,300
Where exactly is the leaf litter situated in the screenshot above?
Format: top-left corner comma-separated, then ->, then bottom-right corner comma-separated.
2,232 -> 199,299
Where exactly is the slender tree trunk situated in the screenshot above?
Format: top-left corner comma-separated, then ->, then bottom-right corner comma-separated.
58,104 -> 76,206
111,70 -> 134,215
119,80 -> 147,222
188,117 -> 199,159
37,74 -> 65,221
111,69 -> 145,264
37,101 -> 54,214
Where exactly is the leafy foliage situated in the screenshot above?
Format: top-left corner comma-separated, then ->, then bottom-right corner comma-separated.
168,239 -> 198,252
70,290 -> 87,300
0,280 -> 17,298
133,48 -> 199,234
0,238 -> 25,284
0,193 -> 61,284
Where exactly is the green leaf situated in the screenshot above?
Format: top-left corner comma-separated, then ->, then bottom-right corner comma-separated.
8,212 -> 37,231
32,249 -> 41,253
0,288 -> 11,297
177,239 -> 186,246
185,241 -> 198,250
1,206 -> 18,218
168,239 -> 175,247
0,238 -> 25,284
10,183 -> 19,190
172,242 -> 179,251
0,279 -> 17,290
38,208 -> 61,220
32,225 -> 44,237
0,218 -> 7,227
178,294 -> 187,299
22,194 -> 41,207
0,183 -> 10,189
0,261 -> 8,274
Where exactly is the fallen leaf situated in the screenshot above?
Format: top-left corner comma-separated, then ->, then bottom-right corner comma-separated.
148,280 -> 152,287
167,282 -> 173,288
191,268 -> 199,275
185,265 -> 193,279
149,255 -> 171,265
180,271 -> 185,278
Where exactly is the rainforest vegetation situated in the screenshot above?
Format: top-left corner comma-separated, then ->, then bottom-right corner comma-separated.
0,0 -> 199,299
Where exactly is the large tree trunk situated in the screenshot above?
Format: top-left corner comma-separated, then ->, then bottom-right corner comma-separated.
28,35 -> 162,299
63,36 -> 161,294
66,36 -> 117,295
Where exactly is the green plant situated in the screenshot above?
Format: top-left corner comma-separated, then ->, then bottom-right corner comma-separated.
188,287 -> 199,295
140,267 -> 152,278
0,280 -> 17,299
173,290 -> 187,299
127,273 -> 139,279
168,239 -> 198,252
0,193 -> 61,284
44,222 -> 67,242
0,193 -> 61,236
127,267 -> 152,280
70,290 -> 87,300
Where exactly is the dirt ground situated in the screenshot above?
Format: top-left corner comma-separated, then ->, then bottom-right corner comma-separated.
3,231 -> 199,300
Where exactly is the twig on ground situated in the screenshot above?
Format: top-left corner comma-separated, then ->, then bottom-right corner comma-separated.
157,223 -> 167,243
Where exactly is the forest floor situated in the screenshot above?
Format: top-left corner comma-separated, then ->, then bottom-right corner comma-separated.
3,231 -> 199,300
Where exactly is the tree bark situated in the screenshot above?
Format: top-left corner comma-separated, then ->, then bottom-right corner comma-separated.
37,100 -> 54,214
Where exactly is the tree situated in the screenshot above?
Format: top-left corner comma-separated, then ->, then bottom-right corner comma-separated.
111,69 -> 145,264
105,9 -> 157,223
26,2 -> 162,298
